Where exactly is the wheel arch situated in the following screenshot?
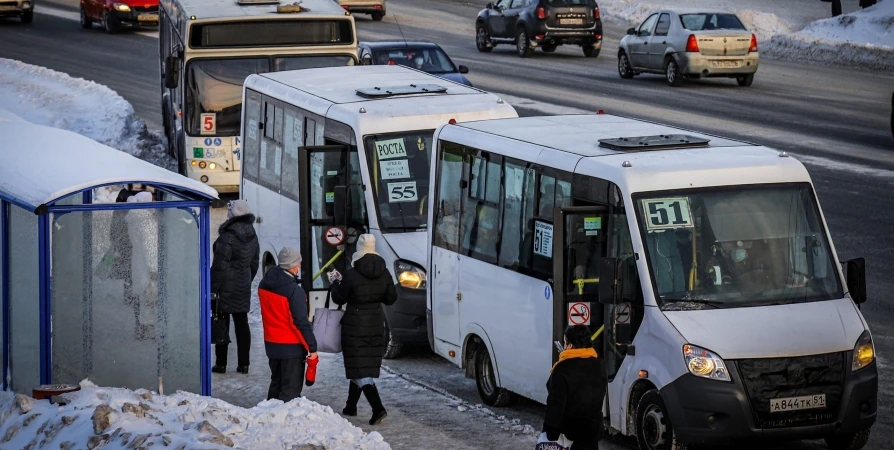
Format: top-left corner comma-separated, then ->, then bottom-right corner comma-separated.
461,324 -> 502,387
626,378 -> 658,437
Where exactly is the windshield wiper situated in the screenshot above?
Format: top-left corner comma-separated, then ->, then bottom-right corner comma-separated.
661,298 -> 724,309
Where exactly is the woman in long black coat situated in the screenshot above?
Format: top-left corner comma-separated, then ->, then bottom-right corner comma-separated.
331,234 -> 397,425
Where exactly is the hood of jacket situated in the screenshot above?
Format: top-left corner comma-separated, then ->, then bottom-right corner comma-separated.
354,254 -> 388,279
262,266 -> 299,291
219,214 -> 257,242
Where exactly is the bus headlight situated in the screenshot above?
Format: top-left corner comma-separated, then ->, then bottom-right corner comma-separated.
852,330 -> 875,371
112,3 -> 131,11
395,260 -> 426,290
683,344 -> 730,381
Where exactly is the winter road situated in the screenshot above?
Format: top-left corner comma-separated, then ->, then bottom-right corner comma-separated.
1,0 -> 893,448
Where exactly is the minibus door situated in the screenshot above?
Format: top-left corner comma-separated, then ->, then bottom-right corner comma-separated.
297,145 -> 363,320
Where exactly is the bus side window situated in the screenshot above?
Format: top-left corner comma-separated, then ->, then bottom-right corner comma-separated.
242,93 -> 262,183
434,143 -> 464,252
499,161 -> 535,271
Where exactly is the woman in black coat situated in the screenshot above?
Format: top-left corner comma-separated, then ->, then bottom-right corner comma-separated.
210,200 -> 260,374
330,234 -> 397,425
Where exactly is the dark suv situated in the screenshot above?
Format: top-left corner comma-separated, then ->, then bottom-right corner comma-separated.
476,0 -> 603,58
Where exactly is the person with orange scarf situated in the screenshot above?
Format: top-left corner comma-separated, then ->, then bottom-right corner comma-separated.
540,325 -> 606,450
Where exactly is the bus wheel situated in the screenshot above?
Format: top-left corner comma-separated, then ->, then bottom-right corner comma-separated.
474,348 -> 515,407
382,321 -> 402,359
636,390 -> 688,450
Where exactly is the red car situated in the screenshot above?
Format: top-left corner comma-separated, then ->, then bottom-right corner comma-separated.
79,0 -> 159,33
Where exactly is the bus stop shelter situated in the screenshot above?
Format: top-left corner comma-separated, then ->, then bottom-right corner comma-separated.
0,112 -> 218,397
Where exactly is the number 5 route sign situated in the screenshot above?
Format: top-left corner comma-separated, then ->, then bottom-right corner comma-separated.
325,227 -> 345,246
200,113 -> 217,135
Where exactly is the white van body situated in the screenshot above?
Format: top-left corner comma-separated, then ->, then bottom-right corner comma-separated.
426,114 -> 876,447
241,65 -> 517,357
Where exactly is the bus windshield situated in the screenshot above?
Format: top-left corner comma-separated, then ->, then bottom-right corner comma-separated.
364,130 -> 433,231
635,184 -> 842,310
185,56 -> 354,136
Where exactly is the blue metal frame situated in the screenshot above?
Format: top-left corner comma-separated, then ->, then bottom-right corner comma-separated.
1,200 -> 8,391
200,205 -> 211,396
48,201 -> 211,214
0,192 -> 35,214
38,214 -> 51,385
46,181 -> 215,207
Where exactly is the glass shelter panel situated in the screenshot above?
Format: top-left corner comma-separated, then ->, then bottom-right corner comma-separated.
50,207 -> 202,393
9,205 -> 39,394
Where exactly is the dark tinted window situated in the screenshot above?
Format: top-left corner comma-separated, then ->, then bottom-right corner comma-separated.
680,13 -> 746,31
655,13 -> 671,35
190,20 -> 354,48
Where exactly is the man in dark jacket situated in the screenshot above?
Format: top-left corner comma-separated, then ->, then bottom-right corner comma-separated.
258,247 -> 318,402
543,325 -> 606,450
211,199 -> 260,374
330,234 -> 397,425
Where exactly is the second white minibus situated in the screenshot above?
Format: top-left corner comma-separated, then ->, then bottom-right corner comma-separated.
426,114 -> 876,450
240,65 -> 517,358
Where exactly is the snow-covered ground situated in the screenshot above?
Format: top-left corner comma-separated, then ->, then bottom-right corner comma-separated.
0,381 -> 390,450
596,0 -> 893,70
0,58 -> 175,170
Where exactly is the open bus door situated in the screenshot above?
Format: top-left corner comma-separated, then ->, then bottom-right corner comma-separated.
297,145 -> 364,320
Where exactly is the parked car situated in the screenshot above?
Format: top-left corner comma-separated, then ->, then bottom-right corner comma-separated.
0,0 -> 34,23
336,0 -> 385,21
359,41 -> 473,87
618,9 -> 759,87
475,0 -> 603,58
79,0 -> 159,33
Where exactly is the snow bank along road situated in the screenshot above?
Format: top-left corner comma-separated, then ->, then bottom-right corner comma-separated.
1,0 -> 893,448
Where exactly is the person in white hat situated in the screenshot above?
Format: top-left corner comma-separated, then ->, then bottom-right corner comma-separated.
328,234 -> 396,425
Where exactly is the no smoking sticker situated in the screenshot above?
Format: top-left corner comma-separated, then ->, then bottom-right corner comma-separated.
325,227 -> 345,246
615,302 -> 631,324
568,302 -> 591,326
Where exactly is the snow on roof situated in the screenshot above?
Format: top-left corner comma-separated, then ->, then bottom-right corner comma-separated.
0,117 -> 218,211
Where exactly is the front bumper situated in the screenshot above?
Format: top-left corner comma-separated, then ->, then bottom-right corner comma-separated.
677,52 -> 759,77
110,8 -> 159,27
531,22 -> 603,47
186,165 -> 239,193
0,1 -> 32,15
384,284 -> 427,344
661,359 -> 877,445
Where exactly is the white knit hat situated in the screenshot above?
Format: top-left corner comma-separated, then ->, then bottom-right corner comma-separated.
351,234 -> 378,267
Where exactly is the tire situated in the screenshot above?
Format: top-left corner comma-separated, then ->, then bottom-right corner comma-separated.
371,11 -> 384,21
103,10 -> 121,34
176,137 -> 187,176
583,46 -> 600,58
737,73 -> 755,87
541,44 -> 557,53
825,429 -> 871,450
665,58 -> 684,87
476,25 -> 493,53
474,347 -> 515,406
79,6 -> 92,29
516,28 -> 533,58
635,390 -> 689,450
618,52 -> 635,79
382,321 -> 402,359
20,10 -> 33,23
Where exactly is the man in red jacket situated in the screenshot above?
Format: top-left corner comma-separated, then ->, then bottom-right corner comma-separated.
258,247 -> 318,402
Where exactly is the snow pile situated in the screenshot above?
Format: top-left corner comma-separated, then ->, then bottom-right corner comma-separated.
767,0 -> 894,70
0,58 -> 175,171
0,380 -> 391,450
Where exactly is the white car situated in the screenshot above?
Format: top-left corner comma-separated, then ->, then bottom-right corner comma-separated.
618,9 -> 759,87
336,0 -> 386,21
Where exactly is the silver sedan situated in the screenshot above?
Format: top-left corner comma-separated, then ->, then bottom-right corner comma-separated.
618,9 -> 759,87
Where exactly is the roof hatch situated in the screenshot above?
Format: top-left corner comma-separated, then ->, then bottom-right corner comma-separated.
598,134 -> 710,152
356,84 -> 448,99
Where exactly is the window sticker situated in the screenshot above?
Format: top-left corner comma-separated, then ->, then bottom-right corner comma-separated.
641,197 -> 694,231
387,181 -> 418,203
247,119 -> 258,140
584,217 -> 602,236
380,159 -> 410,180
533,220 -> 554,257
375,138 -> 408,160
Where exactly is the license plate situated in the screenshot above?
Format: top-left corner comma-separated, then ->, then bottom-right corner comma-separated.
560,18 -> 583,25
0,5 -> 17,10
770,394 -> 826,412
711,60 -> 741,68
138,13 -> 159,22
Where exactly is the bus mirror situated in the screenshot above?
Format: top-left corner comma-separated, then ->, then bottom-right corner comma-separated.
844,258 -> 867,305
164,56 -> 180,89
333,185 -> 351,226
598,257 -> 622,304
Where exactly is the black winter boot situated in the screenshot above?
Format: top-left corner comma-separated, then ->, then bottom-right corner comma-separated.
211,365 -> 226,374
362,384 -> 387,425
343,382 -> 362,416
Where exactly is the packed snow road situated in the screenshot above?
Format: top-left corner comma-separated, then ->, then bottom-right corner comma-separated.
1,0 -> 893,448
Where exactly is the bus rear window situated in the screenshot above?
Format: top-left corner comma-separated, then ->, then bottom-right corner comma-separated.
190,20 -> 354,48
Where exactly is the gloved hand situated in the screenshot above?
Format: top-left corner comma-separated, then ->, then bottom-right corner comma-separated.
305,352 -> 319,386
327,269 -> 342,283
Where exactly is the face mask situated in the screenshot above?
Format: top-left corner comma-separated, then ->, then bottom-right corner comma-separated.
732,248 -> 747,263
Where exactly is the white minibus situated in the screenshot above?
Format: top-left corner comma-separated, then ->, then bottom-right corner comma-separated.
426,114 -> 876,449
240,65 -> 517,358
